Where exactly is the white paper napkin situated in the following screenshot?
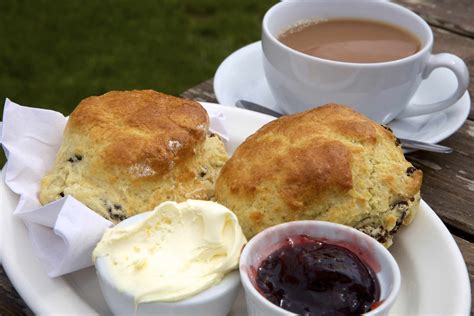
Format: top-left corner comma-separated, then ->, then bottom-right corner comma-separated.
1,99 -> 229,277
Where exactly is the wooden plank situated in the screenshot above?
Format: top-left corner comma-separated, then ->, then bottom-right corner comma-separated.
0,267 -> 31,315
395,0 -> 474,38
180,79 -> 217,103
430,26 -> 474,120
406,119 -> 474,237
453,236 -> 474,315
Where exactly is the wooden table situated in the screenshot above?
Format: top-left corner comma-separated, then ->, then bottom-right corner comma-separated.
1,0 -> 473,314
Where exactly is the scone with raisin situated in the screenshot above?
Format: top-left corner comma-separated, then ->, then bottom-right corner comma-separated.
216,104 -> 422,247
39,90 -> 228,222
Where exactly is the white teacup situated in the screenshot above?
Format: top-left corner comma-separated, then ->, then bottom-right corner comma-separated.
262,1 -> 469,123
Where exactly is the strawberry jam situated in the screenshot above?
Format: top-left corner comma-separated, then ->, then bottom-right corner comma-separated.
256,235 -> 380,316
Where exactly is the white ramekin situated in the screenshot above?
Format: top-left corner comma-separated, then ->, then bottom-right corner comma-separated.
239,221 -> 401,316
95,212 -> 241,316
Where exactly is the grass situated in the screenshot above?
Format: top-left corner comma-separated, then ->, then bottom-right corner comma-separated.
0,0 -> 275,114
0,0 -> 276,166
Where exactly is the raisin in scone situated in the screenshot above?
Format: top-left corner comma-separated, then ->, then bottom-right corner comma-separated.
39,90 -> 228,222
216,104 -> 422,247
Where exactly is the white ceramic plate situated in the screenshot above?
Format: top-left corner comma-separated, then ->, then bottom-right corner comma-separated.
0,103 -> 471,315
214,41 -> 471,144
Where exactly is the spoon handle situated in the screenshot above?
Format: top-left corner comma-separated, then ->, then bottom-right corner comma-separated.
397,138 -> 453,153
236,100 -> 283,117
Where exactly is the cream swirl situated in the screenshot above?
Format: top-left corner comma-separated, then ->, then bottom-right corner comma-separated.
93,200 -> 246,304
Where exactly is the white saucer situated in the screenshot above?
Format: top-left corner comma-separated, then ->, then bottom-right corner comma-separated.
214,41 -> 471,144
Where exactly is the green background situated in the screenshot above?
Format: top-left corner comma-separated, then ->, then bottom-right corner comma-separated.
0,0 -> 276,166
0,0 -> 275,115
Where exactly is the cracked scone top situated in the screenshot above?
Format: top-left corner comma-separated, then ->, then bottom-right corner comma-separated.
39,90 -> 228,222
216,104 -> 422,247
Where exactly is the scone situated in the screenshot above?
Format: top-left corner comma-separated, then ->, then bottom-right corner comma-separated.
216,104 -> 422,247
39,90 -> 228,222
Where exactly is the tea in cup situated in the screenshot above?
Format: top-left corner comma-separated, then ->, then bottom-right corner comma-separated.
262,1 -> 469,123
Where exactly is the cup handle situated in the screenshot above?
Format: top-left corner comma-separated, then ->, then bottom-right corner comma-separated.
397,53 -> 469,119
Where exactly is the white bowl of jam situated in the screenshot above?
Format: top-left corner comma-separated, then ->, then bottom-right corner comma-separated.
239,221 -> 401,316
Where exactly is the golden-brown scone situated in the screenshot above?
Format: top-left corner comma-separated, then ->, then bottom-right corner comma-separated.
39,90 -> 228,222
216,104 -> 422,247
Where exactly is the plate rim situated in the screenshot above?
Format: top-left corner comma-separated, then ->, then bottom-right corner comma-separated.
0,102 -> 471,315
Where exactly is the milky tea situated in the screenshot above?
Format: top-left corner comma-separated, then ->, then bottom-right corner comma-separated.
278,19 -> 421,63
